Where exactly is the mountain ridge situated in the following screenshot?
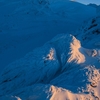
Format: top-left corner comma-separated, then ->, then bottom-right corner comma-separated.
0,0 -> 100,100
0,33 -> 100,99
0,0 -> 96,71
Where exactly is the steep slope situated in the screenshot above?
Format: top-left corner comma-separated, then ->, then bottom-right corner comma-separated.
0,34 -> 100,100
75,6 -> 100,49
0,0 -> 96,71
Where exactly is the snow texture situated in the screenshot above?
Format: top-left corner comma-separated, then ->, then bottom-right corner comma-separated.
0,0 -> 100,100
0,0 -> 96,71
0,33 -> 100,100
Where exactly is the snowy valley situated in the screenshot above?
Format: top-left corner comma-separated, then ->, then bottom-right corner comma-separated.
0,0 -> 100,100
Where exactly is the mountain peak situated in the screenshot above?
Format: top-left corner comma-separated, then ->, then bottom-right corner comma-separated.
0,0 -> 100,99
0,33 -> 100,99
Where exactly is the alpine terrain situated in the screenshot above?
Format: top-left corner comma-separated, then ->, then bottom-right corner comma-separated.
0,0 -> 100,100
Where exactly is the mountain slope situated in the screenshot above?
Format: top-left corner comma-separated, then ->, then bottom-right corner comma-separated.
0,34 -> 100,100
0,1 -> 100,100
75,7 -> 100,49
0,0 -> 96,71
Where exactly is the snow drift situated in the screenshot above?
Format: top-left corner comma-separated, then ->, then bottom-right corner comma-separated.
0,34 -> 100,100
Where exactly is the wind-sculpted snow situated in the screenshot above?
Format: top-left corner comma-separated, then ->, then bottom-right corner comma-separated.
0,34 -> 100,100
0,0 -> 96,70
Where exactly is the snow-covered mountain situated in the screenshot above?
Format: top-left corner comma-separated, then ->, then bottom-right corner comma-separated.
0,0 -> 96,71
0,33 -> 100,100
0,0 -> 100,100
